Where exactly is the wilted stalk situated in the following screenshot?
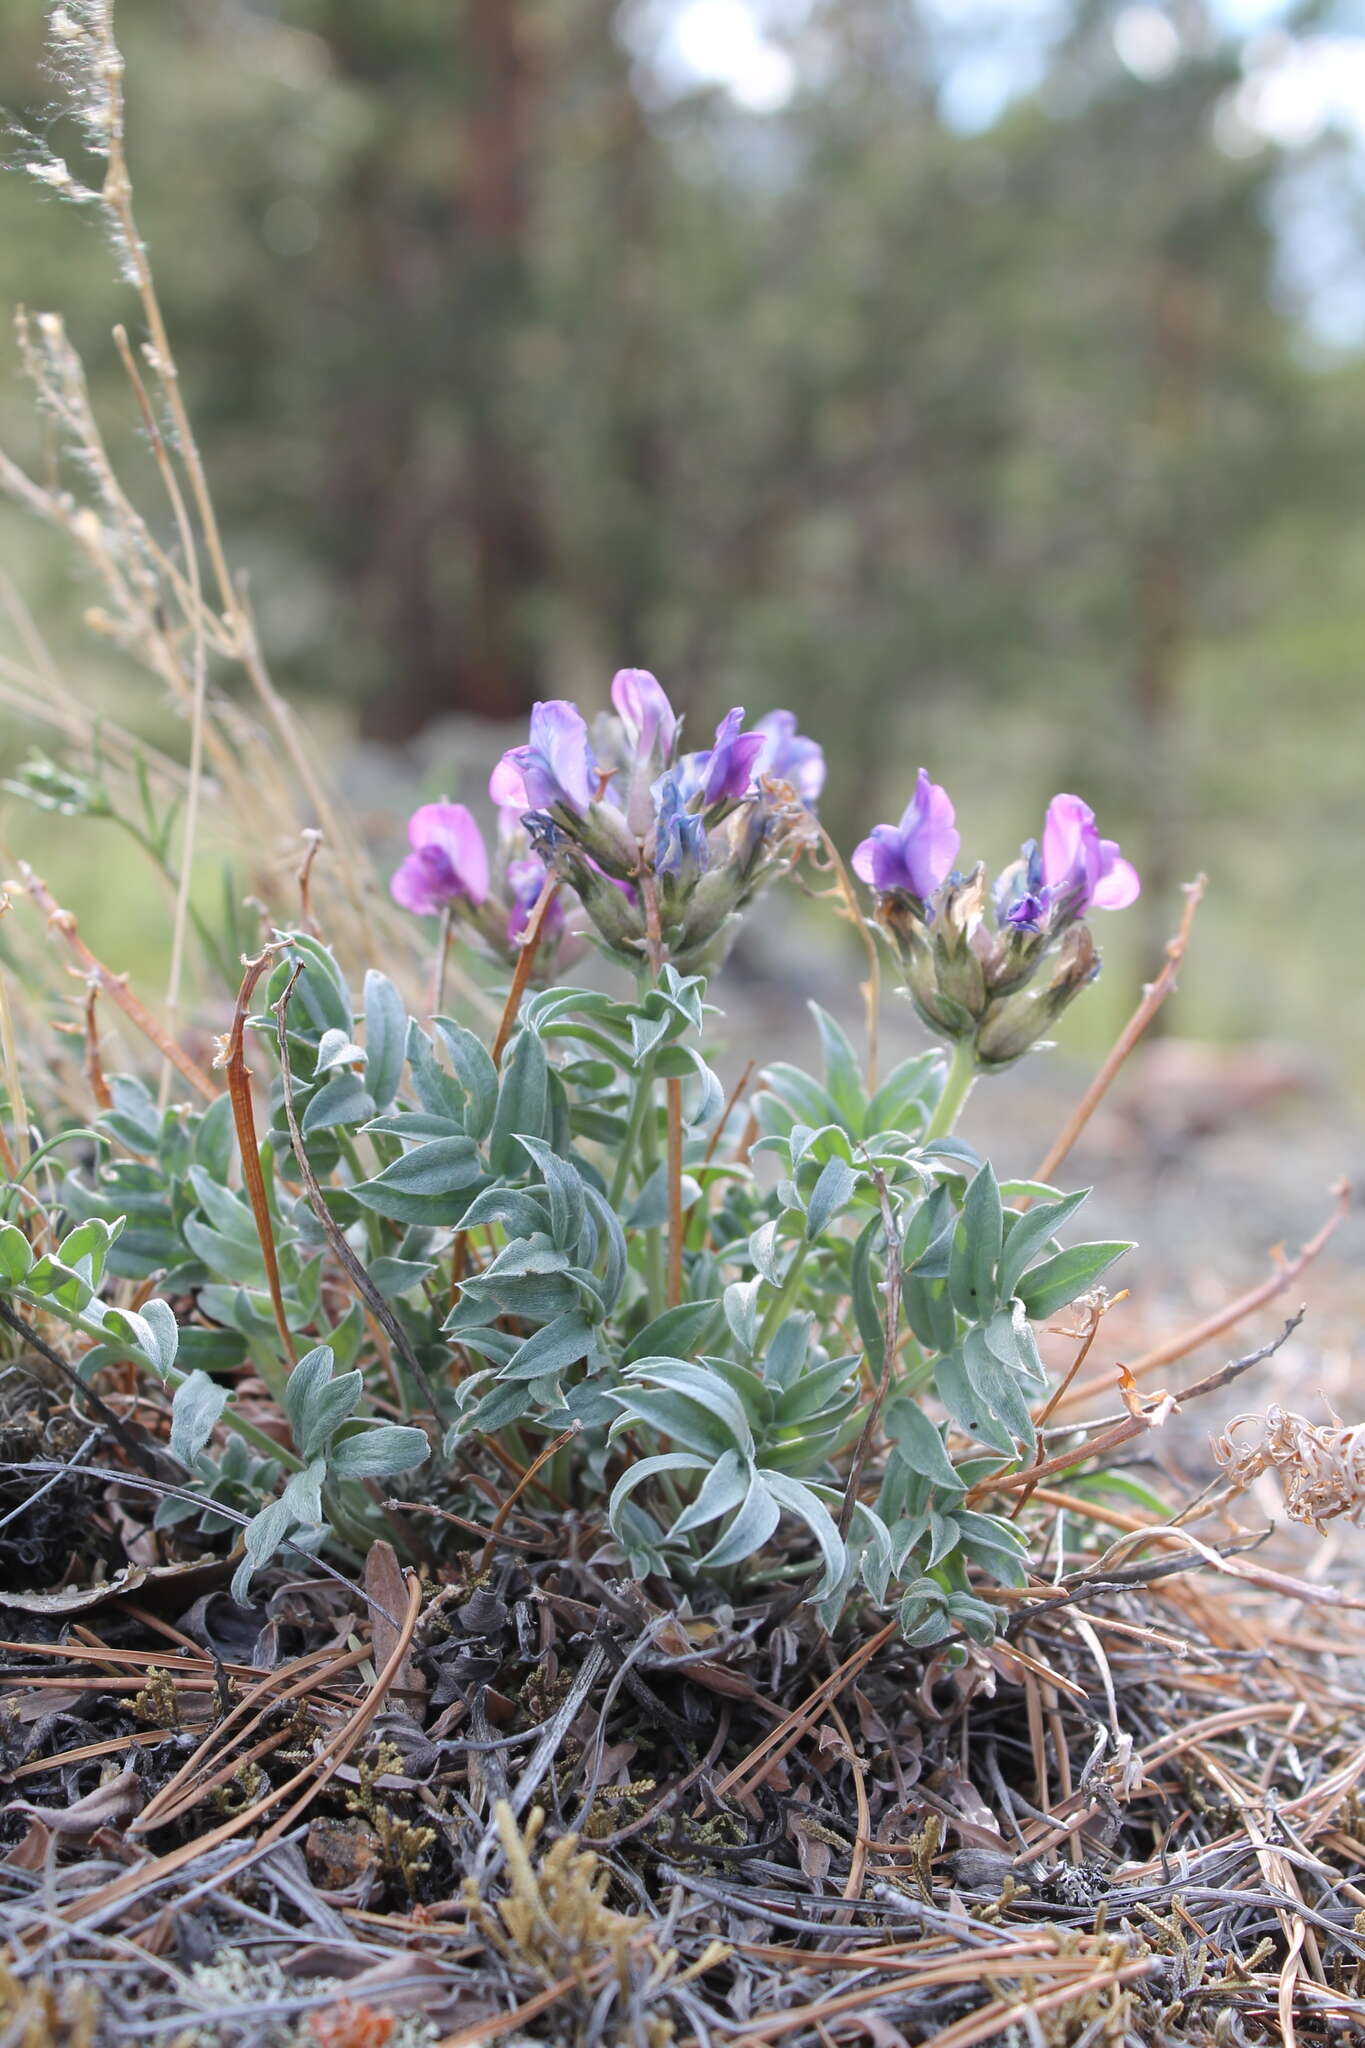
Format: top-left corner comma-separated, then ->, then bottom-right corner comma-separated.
215,946 -> 295,1368
491,876 -> 559,1067
16,864 -> 217,1102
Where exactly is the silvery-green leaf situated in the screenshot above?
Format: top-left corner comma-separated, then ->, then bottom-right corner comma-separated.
98,1304 -> 164,1370
582,1185 -> 627,1312
329,1422 -> 429,1478
841,1499 -> 893,1606
773,1353 -> 858,1424
962,1323 -> 1035,1455
363,1110 -> 464,1142
760,1471 -> 847,1602
903,1606 -> 953,1648
946,1592 -> 998,1642
297,1368 -> 365,1459
231,1496 -> 293,1605
137,1296 -> 181,1379
610,1387 -> 741,1460
949,1162 -> 1002,1319
366,1255 -> 434,1300
996,1188 -> 1090,1304
701,1468 -> 781,1569
459,1187 -> 550,1237
313,1027 -> 367,1075
182,1218 -> 263,1287
434,1018 -> 499,1140
187,1167 -> 261,1251
904,1272 -> 958,1355
478,1234 -> 569,1280
502,1311 -> 597,1382
56,1217 -> 121,1287
368,1138 -> 485,1196
168,1370 -> 227,1466
278,936 -> 353,1037
760,1064 -> 841,1130
458,1375 -> 535,1435
623,1359 -> 756,1454
0,1223 -> 33,1285
282,1344 -> 334,1440
190,1091 -> 234,1180
351,1137 -> 483,1226
668,1449 -> 750,1538
903,1183 -> 957,1280
933,1344 -> 1015,1456
864,1052 -> 940,1138
748,1219 -> 784,1284
805,1154 -> 860,1239
488,1028 -> 549,1174
684,1054 -> 725,1129
626,1164 -> 669,1229
405,1021 -> 468,1126
763,1312 -> 813,1392
608,1451 -> 711,1539
363,970 -> 408,1110
303,1072 -> 376,1134
102,1073 -> 162,1155
983,1300 -> 1047,1389
723,1277 -> 762,1354
1016,1241 -> 1131,1321
516,1136 -> 586,1251
623,1299 -> 720,1367
808,1002 -> 866,1135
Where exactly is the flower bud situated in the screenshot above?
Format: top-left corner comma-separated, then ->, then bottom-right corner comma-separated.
611,669 -> 678,835
975,923 -> 1099,1068
653,771 -> 708,890
931,864 -> 989,1021
525,815 -> 644,961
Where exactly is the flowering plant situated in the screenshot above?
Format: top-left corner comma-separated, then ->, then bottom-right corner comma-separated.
0,667 -> 1146,1650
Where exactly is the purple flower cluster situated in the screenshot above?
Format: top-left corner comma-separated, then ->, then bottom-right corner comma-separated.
853,774 -> 1140,1067
391,800 -> 572,971
392,671 -> 824,976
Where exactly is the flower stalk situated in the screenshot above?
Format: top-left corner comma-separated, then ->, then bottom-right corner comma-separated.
924,1039 -> 978,1143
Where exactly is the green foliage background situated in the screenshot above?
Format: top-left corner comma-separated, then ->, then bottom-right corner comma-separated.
1,0 -> 1363,1069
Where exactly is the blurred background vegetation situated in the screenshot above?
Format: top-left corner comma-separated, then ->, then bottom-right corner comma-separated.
2,0 -> 1364,1080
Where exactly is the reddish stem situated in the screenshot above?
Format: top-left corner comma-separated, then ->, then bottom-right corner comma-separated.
216,946 -> 296,1367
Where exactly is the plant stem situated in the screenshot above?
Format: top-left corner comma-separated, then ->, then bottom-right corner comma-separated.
609,1055 -> 656,1209
924,1039 -> 977,1143
640,1077 -> 664,1316
665,1076 -> 684,1307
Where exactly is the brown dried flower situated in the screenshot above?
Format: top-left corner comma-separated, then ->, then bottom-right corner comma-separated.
1212,1405 -> 1365,1530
